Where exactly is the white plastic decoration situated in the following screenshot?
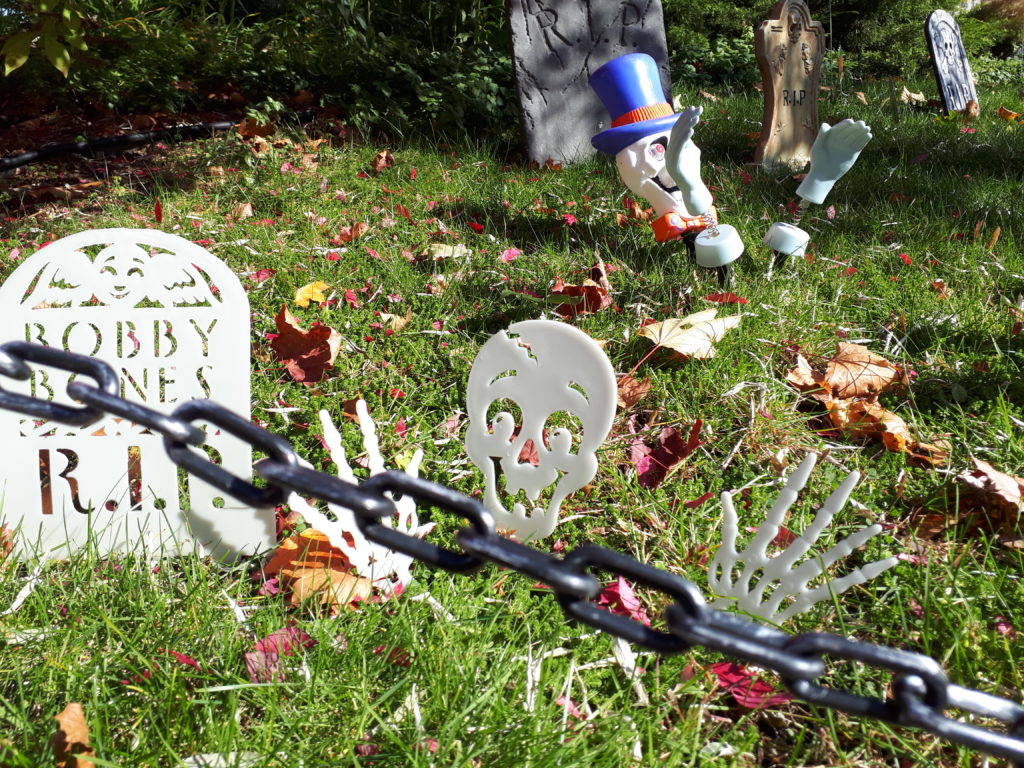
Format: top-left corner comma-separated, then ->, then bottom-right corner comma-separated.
0,229 -> 267,559
465,320 -> 615,540
795,119 -> 873,205
286,403 -> 432,594
708,453 -> 898,623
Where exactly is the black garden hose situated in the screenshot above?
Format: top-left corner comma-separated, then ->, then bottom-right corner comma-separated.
0,120 -> 237,172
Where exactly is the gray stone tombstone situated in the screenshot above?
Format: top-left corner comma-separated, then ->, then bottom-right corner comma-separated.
508,0 -> 671,166
754,0 -> 825,171
0,229 -> 271,560
925,9 -> 979,114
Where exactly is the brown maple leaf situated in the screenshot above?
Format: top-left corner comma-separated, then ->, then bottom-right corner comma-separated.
269,305 -> 341,384
551,262 -> 613,319
51,703 -> 95,768
617,375 -> 652,409
371,149 -> 395,173
823,342 -> 906,399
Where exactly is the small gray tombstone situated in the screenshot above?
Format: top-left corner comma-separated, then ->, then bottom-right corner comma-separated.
508,0 -> 671,166
925,9 -> 979,114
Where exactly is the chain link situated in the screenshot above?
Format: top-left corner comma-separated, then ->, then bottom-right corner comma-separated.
1,340 -> 1022,766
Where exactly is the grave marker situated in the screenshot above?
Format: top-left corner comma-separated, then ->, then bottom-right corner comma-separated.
0,229 -> 269,559
925,9 -> 978,114
754,0 -> 825,170
508,0 -> 671,166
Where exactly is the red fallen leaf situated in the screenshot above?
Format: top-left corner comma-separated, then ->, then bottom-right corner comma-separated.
826,204 -> 836,220
711,662 -> 793,709
467,221 -> 484,233
551,260 -> 613,318
154,198 -> 163,224
389,388 -> 406,398
162,649 -> 201,671
417,739 -> 440,753
394,417 -> 408,440
250,268 -> 277,284
374,645 -> 412,666
738,170 -> 753,185
703,292 -> 748,305
371,149 -> 394,173
995,616 -> 1017,638
500,247 -> 521,263
598,577 -> 651,626
269,305 -> 341,384
629,420 -> 704,490
745,524 -> 797,548
331,221 -> 368,245
683,491 -> 714,509
244,626 -> 317,683
899,253 -> 912,265
409,167 -> 417,180
786,199 -> 800,216
562,213 -> 577,225
344,288 -> 359,309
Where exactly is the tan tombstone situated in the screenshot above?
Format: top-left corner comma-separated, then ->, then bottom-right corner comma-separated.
754,0 -> 825,171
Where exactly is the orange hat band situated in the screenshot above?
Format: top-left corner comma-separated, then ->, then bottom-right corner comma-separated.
611,102 -> 674,128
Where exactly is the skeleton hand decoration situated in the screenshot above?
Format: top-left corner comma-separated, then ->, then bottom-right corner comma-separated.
708,453 -> 898,623
465,320 -> 615,540
665,105 -> 714,218
796,119 -> 873,205
286,402 -> 433,595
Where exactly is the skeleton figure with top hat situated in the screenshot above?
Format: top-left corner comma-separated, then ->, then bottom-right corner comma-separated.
590,53 -> 744,269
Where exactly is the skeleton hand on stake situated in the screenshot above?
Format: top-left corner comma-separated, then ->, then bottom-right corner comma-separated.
666,105 -> 714,217
708,453 -> 898,624
796,119 -> 873,205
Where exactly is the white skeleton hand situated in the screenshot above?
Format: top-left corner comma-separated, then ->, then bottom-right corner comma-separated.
287,401 -> 433,595
708,453 -> 898,623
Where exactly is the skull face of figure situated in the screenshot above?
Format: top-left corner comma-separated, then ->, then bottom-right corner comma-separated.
615,132 -> 683,218
94,244 -> 149,305
464,320 -> 615,540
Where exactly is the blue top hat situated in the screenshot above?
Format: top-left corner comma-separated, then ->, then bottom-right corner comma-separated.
590,53 -> 680,156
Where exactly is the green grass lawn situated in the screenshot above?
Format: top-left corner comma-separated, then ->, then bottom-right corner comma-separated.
0,74 -> 1022,766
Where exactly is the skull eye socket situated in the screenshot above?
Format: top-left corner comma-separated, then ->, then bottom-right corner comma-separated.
485,398 -> 522,438
648,137 -> 668,160
543,410 -> 583,454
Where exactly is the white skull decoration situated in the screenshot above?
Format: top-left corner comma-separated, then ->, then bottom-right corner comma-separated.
465,320 -> 616,540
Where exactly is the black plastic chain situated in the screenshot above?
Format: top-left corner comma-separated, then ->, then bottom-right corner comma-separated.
2,340 -> 1023,766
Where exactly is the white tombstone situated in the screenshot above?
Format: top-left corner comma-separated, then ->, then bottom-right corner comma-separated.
0,229 -> 269,559
465,319 -> 616,540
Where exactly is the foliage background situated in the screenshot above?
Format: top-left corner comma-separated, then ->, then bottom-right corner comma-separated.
2,0 -> 1023,138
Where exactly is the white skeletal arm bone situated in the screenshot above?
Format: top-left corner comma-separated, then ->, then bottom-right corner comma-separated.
708,453 -> 898,623
286,401 -> 431,594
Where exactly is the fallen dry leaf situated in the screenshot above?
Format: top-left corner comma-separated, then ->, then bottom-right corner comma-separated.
290,567 -> 373,612
551,261 -> 613,319
236,118 -> 276,138
269,305 -> 341,384
616,375 -> 651,409
785,354 -> 829,399
331,221 -> 368,245
230,202 -> 254,220
997,105 -> 1021,121
629,421 -> 704,490
899,86 -> 926,104
958,458 -> 1024,516
855,91 -> 868,105
421,242 -> 472,261
637,309 -> 741,360
371,149 -> 395,173
294,280 -> 330,308
961,99 -> 980,121
826,397 -> 913,450
264,528 -> 353,579
51,703 -> 95,768
930,279 -> 952,299
378,308 -> 412,332
823,342 -> 907,399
